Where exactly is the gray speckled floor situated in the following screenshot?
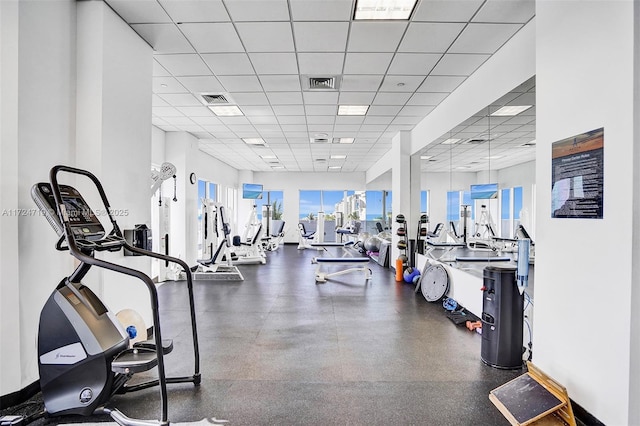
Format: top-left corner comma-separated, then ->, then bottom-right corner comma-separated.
110,244 -> 522,425
4,244 -> 523,425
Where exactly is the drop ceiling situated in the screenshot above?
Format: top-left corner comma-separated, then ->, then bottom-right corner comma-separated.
105,0 -> 536,173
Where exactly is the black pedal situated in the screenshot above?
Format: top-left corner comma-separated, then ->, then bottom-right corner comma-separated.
133,339 -> 174,355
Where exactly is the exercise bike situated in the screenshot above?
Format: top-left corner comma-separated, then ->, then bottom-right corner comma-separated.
11,165 -> 201,426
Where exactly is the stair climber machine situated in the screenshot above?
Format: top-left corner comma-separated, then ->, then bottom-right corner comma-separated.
4,165 -> 204,426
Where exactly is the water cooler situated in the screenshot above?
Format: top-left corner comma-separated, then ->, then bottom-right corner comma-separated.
481,265 -> 524,369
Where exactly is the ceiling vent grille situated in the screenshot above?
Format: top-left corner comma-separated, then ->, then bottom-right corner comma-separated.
302,75 -> 341,91
310,137 -> 331,144
309,77 -> 335,90
464,138 -> 486,145
201,93 -> 231,104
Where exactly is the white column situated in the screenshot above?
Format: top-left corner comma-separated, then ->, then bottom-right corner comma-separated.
535,1 -> 637,424
76,0 -> 153,325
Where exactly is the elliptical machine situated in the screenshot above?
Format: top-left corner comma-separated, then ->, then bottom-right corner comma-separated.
18,165 -> 201,426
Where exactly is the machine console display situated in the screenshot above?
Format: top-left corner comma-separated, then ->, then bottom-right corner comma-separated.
32,183 -> 105,242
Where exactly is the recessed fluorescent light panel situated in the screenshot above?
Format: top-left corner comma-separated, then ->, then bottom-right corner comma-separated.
441,138 -> 461,145
490,105 -> 532,116
328,166 -> 342,170
483,155 -> 503,160
272,165 -> 285,170
243,138 -> 265,145
338,105 -> 369,116
260,155 -> 277,159
333,137 -> 354,144
209,105 -> 243,116
354,0 -> 417,20
330,155 -> 347,160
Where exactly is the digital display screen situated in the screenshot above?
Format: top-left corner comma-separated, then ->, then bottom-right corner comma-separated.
242,183 -> 263,199
470,183 -> 498,199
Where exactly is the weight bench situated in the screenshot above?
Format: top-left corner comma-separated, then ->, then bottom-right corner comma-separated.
311,256 -> 372,283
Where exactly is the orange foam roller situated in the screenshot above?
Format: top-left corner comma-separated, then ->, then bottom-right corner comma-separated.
395,258 -> 403,281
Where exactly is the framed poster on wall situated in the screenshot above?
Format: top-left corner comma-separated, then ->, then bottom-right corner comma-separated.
551,127 -> 604,219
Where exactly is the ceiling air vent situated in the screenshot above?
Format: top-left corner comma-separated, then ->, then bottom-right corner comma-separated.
309,77 -> 335,90
465,138 -> 486,145
302,75 -> 341,91
201,93 -> 231,105
310,137 -> 331,144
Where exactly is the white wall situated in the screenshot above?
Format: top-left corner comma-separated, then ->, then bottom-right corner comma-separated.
75,0 -> 154,325
0,0 -> 78,394
535,2 -> 636,424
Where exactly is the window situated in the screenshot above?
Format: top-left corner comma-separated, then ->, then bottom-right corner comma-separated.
501,188 -> 511,238
421,190 -> 429,216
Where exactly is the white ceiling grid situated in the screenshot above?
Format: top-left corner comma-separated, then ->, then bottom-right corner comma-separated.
105,0 -> 535,173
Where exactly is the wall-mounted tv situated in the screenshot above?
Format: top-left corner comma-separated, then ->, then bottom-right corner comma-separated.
470,183 -> 498,199
242,183 -> 263,199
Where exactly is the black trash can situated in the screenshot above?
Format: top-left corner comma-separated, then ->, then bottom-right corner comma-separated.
481,265 -> 524,369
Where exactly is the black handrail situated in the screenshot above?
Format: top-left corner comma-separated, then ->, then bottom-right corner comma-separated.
47,165 -> 200,424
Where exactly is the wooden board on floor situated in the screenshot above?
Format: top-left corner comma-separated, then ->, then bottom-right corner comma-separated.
489,361 -> 576,426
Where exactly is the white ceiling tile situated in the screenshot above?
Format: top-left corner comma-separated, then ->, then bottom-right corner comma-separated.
235,22 -> 295,52
398,105 -> 435,116
293,22 -> 349,52
153,76 -> 189,93
277,115 -> 307,124
176,106 -> 216,117
297,53 -> 345,75
388,53 -> 441,75
177,76 -> 225,93
399,22 -> 466,53
179,23 -> 244,53
231,92 -> 270,105
338,92 -> 376,104
225,124 -> 254,133
249,53 -> 298,74
363,116 -> 394,125
259,75 -> 302,91
267,92 -> 304,105
191,116 -> 224,125
407,92 -> 449,105
473,0 -> 535,23
202,124 -> 230,132
348,22 -> 407,52
217,75 -> 262,92
417,75 -> 466,92
302,92 -> 339,105
159,0 -> 230,22
430,53 -> 490,76
359,124 -> 387,132
335,116 -> 365,124
131,24 -> 195,54
307,125 -> 333,132
218,116 -> 250,125
372,92 -> 412,105
153,60 -> 171,77
270,105 -> 304,115
392,116 -> 424,125
155,54 -> 212,76
412,0 -> 484,22
153,94 -> 171,107
367,105 -> 402,115
106,0 -> 171,23
343,53 -> 394,75
281,124 -> 308,131
305,105 -> 337,115
224,0 -> 290,21
249,115 -> 279,125
201,53 -> 255,75
379,75 -> 425,92
289,0 -> 353,20
449,23 -> 522,54
340,75 -> 383,91
241,106 -> 275,116
307,116 -> 335,125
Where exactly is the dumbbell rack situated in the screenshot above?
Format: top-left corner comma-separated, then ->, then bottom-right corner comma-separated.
396,214 -> 409,267
416,213 -> 429,255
